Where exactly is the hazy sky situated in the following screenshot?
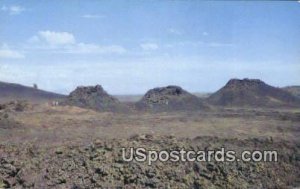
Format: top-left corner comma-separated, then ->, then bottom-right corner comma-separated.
0,0 -> 299,94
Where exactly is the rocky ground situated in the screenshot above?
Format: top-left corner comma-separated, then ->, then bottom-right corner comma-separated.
0,102 -> 300,188
0,135 -> 299,189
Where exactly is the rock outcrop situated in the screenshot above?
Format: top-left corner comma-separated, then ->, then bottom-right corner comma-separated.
136,86 -> 208,112
63,85 -> 128,112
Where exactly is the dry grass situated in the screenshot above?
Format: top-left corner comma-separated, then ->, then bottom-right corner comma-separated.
1,103 -> 299,146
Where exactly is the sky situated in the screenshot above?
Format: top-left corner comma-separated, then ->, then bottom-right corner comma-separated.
0,0 -> 300,95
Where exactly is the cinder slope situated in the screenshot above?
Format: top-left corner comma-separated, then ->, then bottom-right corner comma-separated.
207,78 -> 300,107
0,81 -> 65,103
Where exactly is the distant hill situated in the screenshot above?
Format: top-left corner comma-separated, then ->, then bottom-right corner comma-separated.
63,85 -> 129,112
207,78 -> 300,107
282,86 -> 300,99
193,92 -> 212,99
0,81 -> 65,103
114,95 -> 143,102
135,85 -> 209,112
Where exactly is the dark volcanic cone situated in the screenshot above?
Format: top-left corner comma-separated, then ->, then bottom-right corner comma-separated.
207,78 -> 300,107
63,85 -> 128,112
135,85 -> 209,112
